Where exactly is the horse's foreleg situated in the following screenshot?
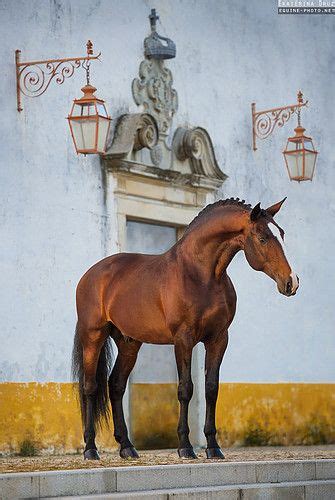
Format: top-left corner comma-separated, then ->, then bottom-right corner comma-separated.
203,330 -> 229,459
82,328 -> 109,460
174,334 -> 196,459
109,336 -> 142,459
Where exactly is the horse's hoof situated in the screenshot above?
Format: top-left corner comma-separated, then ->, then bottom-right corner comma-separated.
178,447 -> 197,459
120,446 -> 139,459
206,447 -> 225,459
84,449 -> 100,460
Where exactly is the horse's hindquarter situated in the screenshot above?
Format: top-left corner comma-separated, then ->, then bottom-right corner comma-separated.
102,253 -> 174,344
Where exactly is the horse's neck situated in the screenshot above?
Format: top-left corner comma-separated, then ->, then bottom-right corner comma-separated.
214,238 -> 242,278
177,208 -> 246,279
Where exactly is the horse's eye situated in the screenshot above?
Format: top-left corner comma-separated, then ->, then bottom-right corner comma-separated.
259,236 -> 267,245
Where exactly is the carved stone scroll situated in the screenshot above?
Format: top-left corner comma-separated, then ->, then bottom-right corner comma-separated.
173,127 -> 227,182
107,113 -> 158,158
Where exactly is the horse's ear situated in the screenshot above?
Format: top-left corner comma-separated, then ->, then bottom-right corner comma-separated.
250,202 -> 262,222
266,197 -> 287,217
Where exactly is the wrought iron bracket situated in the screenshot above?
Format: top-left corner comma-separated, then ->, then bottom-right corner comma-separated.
15,40 -> 101,112
252,91 -> 308,151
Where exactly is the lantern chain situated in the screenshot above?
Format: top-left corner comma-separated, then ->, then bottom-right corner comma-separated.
296,89 -> 303,127
83,58 -> 91,85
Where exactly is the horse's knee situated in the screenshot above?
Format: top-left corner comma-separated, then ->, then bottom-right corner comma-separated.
178,380 -> 193,403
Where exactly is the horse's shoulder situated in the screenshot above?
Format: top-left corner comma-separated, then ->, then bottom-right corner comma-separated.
221,272 -> 237,301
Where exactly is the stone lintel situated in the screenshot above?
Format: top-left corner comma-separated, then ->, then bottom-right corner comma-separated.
103,159 -> 224,192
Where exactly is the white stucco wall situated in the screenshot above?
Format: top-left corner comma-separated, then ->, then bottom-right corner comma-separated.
0,0 -> 334,383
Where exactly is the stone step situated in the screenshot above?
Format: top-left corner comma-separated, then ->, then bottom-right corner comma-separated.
52,479 -> 335,500
0,459 -> 334,499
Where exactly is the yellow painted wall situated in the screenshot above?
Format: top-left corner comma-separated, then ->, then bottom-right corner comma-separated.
0,382 -> 334,453
0,383 -> 116,454
216,383 -> 335,446
131,383 -> 179,449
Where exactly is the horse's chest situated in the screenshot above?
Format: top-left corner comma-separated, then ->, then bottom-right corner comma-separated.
193,284 -> 236,335
198,300 -> 231,330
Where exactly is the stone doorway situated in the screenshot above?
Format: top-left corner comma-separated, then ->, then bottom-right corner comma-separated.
126,219 -> 180,449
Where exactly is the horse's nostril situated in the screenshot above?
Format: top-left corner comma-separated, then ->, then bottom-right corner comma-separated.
286,280 -> 292,294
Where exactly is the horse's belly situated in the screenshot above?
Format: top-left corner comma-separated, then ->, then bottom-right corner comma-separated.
127,327 -> 174,345
114,320 -> 174,345
108,301 -> 174,345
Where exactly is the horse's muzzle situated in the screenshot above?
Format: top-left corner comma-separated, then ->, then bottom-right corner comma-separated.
280,274 -> 299,296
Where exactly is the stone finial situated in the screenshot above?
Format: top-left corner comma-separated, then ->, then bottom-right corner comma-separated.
144,9 -> 176,60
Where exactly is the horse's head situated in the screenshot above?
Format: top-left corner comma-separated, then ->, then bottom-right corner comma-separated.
243,198 -> 299,297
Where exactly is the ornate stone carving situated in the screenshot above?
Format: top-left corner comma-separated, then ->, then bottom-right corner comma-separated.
107,113 -> 158,158
132,59 -> 178,137
104,124 -> 226,190
150,144 -> 163,166
133,113 -> 158,151
103,10 -> 226,194
173,127 -> 227,182
144,9 -> 176,60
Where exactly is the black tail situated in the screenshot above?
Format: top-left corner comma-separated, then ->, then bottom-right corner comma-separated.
72,323 -> 114,430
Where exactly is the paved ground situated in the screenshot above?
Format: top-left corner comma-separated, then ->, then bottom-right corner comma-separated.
0,445 -> 334,474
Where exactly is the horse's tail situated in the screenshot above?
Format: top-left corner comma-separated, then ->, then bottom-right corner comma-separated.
71,323 -> 114,430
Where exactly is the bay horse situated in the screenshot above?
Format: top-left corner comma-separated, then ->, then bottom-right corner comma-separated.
72,197 -> 299,460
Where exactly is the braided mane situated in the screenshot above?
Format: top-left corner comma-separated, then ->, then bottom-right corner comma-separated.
186,197 -> 252,233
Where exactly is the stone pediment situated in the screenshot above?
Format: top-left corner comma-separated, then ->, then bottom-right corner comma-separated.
104,119 -> 226,191
102,11 -> 227,194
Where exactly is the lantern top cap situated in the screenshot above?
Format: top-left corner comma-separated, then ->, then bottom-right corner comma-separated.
74,84 -> 105,104
287,125 -> 312,142
294,125 -> 307,137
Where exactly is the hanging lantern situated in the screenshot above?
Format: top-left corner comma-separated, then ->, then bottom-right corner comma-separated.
67,59 -> 111,155
253,91 -> 319,182
283,105 -> 318,181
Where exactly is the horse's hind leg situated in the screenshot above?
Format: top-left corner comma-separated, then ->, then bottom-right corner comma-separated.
81,326 -> 109,460
109,331 -> 142,459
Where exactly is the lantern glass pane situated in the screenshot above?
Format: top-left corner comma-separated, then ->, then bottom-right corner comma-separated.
286,140 -> 303,152
71,119 -> 96,151
97,117 -> 110,152
97,103 -> 108,117
71,104 -> 84,117
303,138 -> 314,151
71,103 -> 97,117
83,104 -> 96,116
285,152 -> 303,179
304,151 -> 317,179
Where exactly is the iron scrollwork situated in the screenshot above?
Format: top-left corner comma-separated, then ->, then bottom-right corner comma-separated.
252,92 -> 308,150
254,106 -> 297,140
15,41 -> 101,111
18,59 -> 83,99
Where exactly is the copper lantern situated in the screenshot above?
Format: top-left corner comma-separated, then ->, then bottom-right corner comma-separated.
283,125 -> 318,182
68,84 -> 111,155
